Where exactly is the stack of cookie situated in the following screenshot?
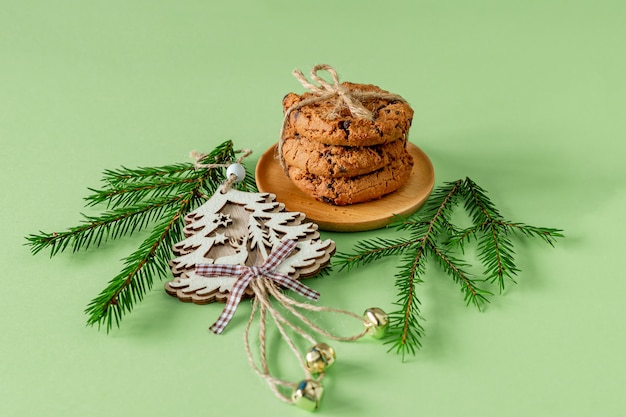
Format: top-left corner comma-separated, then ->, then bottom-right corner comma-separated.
280,82 -> 414,206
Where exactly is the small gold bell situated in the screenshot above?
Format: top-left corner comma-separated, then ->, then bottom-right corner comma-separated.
304,343 -> 336,374
363,307 -> 389,339
292,379 -> 324,411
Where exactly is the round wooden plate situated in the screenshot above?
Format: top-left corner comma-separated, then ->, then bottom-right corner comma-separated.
255,142 -> 435,232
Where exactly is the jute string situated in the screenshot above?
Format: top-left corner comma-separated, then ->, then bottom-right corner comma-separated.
276,64 -> 408,174
244,276 -> 371,404
190,148 -> 252,193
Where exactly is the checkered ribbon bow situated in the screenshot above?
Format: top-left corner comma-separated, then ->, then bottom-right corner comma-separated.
196,239 -> 320,334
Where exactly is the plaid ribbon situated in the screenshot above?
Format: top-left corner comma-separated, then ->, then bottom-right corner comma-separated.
195,239 -> 320,334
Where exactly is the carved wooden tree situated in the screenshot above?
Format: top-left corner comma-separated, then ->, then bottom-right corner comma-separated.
166,188 -> 335,304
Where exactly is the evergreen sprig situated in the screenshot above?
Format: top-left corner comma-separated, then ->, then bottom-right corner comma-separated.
336,177 -> 563,359
26,140 -> 257,330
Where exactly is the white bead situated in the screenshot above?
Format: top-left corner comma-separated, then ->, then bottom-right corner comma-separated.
226,163 -> 246,183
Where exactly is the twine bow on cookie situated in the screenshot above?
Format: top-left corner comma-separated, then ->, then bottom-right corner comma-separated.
195,239 -> 320,334
292,64 -> 376,121
277,64 -> 407,173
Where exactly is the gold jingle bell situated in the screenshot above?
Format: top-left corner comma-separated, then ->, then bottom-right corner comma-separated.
305,343 -> 336,374
292,379 -> 324,411
363,307 -> 389,339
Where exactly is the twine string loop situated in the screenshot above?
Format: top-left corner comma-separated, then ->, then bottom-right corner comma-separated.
190,148 -> 252,193
197,237 -> 375,404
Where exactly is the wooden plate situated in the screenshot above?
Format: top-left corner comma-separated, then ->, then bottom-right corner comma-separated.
255,142 -> 435,232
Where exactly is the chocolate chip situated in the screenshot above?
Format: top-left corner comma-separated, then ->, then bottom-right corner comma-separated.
338,120 -> 351,137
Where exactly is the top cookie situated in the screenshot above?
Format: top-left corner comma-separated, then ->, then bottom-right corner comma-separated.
282,82 -> 413,147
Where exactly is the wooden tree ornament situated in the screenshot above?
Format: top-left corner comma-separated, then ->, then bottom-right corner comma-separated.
164,165 -> 387,410
165,188 -> 335,304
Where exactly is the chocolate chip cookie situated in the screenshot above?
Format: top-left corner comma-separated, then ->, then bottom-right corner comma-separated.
287,150 -> 414,205
282,82 -> 413,147
281,135 -> 408,178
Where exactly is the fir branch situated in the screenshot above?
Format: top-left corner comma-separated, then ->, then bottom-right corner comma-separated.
386,180 -> 463,357
427,241 -> 491,309
101,163 -> 195,186
476,222 -> 519,290
386,250 -> 427,359
462,177 -> 502,222
461,177 -> 513,290
491,220 -> 564,246
83,140 -> 247,328
461,177 -> 563,291
446,219 -> 562,252
26,193 -> 193,256
26,140 -> 240,256
336,180 -> 464,358
27,139 -> 256,329
336,177 -> 562,357
87,151 -> 260,209
84,199 -> 195,330
395,179 -> 464,236
445,224 -> 479,251
335,237 -> 418,271
85,176 -> 202,208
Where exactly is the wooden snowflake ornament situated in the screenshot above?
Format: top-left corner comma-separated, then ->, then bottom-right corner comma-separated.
165,188 -> 335,304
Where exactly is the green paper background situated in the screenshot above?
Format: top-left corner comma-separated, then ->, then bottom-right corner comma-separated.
2,1 -> 625,416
